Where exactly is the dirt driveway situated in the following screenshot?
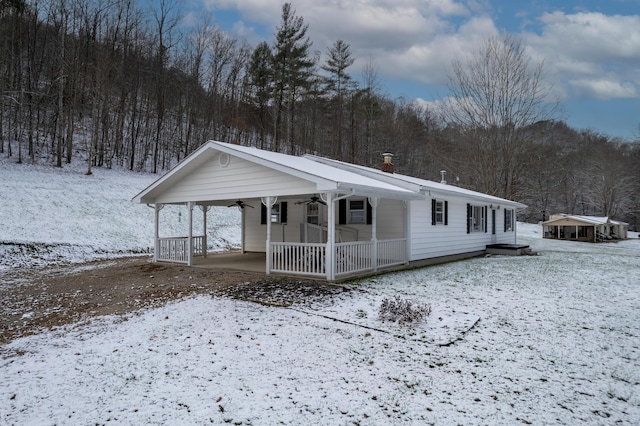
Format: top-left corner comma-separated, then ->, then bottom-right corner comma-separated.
0,257 -> 354,347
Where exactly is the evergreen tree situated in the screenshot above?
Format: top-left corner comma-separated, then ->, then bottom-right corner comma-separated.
271,2 -> 314,153
322,40 -> 355,159
249,41 -> 273,149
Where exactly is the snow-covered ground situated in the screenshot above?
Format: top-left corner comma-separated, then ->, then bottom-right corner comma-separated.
0,156 -> 241,271
1,156 -> 639,424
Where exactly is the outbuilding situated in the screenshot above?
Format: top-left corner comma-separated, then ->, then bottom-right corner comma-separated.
542,214 -> 629,242
132,141 -> 527,281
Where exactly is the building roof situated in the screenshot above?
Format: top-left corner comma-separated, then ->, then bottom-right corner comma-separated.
542,214 -> 629,226
133,140 -> 528,208
305,155 -> 527,209
132,141 -> 421,204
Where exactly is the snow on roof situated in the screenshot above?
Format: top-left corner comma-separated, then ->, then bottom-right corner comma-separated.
213,141 -> 419,199
542,214 -> 629,226
132,141 -> 422,204
304,154 -> 527,209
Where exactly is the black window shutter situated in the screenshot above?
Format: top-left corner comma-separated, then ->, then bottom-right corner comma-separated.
484,206 -> 488,233
444,201 -> 449,226
260,204 -> 267,224
339,199 -> 347,225
504,209 -> 508,232
466,203 -> 471,234
431,199 -> 436,225
281,202 -> 287,223
366,199 -> 372,225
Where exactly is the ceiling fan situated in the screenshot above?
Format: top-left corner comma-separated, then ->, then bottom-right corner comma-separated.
227,200 -> 254,209
295,195 -> 326,206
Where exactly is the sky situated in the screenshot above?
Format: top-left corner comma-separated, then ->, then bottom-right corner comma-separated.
185,0 -> 640,141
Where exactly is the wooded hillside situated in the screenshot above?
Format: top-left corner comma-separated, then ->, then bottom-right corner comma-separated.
1,1 -> 638,228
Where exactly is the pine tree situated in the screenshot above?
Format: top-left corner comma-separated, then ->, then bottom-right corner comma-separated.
271,3 -> 314,153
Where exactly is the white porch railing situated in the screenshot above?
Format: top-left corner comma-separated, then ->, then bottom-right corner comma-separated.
269,238 -> 407,278
157,236 -> 206,263
270,242 -> 326,277
336,241 -> 372,275
376,238 -> 407,268
192,235 -> 205,256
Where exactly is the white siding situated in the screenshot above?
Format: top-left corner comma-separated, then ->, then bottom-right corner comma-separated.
155,155 -> 318,204
409,197 -> 516,261
242,197 -> 408,252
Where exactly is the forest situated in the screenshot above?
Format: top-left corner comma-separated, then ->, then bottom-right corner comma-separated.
1,0 -> 639,228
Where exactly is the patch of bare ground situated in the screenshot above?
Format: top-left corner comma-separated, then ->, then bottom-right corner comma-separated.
0,257 -> 353,348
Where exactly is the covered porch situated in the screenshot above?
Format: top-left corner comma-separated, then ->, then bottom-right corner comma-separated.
133,141 -> 421,281
150,193 -> 411,281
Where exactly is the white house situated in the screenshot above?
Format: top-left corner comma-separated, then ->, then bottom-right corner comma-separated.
133,141 -> 527,281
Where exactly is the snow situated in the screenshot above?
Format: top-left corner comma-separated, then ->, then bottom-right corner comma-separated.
1,155 -> 639,424
0,156 -> 241,271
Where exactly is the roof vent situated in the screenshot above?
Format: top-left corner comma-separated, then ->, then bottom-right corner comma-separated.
381,153 -> 394,173
440,170 -> 447,184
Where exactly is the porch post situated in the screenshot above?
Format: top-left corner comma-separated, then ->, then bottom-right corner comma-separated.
201,205 -> 208,258
326,193 -> 335,281
263,196 -> 276,275
369,197 -> 378,272
187,202 -> 194,266
241,206 -> 246,253
153,204 -> 161,262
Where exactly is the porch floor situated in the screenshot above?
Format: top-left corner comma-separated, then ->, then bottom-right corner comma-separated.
192,251 -> 266,273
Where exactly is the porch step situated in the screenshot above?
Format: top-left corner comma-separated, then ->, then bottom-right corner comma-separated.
485,244 -> 533,256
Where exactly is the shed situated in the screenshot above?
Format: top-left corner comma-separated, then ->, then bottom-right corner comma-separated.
542,214 -> 629,242
133,141 -> 527,281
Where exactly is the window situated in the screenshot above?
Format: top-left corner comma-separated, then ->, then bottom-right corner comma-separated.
504,209 -> 514,232
467,204 -> 486,233
348,200 -> 366,224
338,198 -> 371,225
261,202 -> 287,224
431,199 -> 448,225
271,203 -> 281,223
306,203 -> 320,224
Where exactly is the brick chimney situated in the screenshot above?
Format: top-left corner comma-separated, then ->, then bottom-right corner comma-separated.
381,153 -> 394,173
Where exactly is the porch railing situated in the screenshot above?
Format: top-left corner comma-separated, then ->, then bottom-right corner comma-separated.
335,241 -> 372,275
376,238 -> 407,268
270,242 -> 326,277
157,236 -> 205,263
157,237 -> 188,263
269,238 -> 408,278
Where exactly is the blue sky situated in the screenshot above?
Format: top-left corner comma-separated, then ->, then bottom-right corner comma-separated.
187,0 -> 640,140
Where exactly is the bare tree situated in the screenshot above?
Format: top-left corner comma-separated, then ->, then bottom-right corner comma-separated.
440,33 -> 558,199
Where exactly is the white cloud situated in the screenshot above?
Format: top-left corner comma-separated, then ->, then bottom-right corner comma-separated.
201,1 -> 640,105
525,11 -> 640,100
570,78 -> 638,100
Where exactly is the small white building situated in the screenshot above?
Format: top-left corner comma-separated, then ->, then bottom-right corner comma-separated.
133,141 -> 527,281
542,214 -> 629,242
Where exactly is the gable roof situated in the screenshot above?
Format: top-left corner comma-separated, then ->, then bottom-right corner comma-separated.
543,214 -> 629,226
132,141 -> 421,204
304,155 -> 527,209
